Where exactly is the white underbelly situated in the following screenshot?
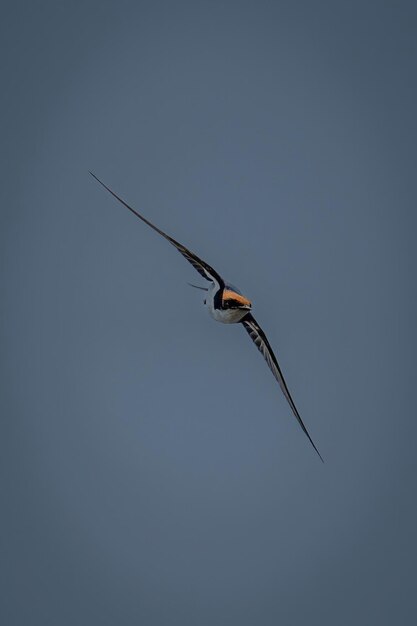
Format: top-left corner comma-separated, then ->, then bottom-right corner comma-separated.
208,305 -> 248,324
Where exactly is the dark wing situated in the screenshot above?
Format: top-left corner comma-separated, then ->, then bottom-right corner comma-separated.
90,173 -> 224,288
241,313 -> 323,462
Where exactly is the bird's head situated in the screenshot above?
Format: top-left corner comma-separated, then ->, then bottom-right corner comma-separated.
222,288 -> 252,311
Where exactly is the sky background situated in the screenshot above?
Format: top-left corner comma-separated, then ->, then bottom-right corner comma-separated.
1,1 -> 416,624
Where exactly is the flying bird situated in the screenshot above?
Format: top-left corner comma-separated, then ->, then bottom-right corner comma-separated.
90,172 -> 323,461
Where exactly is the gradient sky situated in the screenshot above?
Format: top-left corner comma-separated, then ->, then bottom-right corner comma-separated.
1,1 -> 416,624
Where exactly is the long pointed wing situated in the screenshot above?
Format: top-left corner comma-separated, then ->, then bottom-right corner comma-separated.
90,173 -> 224,288
241,313 -> 323,462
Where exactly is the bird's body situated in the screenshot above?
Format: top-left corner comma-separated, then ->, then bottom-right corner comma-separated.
206,281 -> 252,324
91,172 -> 323,461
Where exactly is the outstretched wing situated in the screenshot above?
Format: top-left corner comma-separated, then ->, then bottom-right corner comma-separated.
90,173 -> 224,288
241,313 -> 323,462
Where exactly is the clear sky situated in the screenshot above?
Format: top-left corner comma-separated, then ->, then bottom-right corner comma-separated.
1,1 -> 416,624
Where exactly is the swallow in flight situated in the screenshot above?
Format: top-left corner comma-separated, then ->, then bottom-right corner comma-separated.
91,172 -> 323,461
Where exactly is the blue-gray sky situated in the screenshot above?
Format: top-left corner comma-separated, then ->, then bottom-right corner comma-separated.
1,1 -> 416,624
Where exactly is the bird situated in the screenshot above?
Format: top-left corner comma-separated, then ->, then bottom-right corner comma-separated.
90,172 -> 323,462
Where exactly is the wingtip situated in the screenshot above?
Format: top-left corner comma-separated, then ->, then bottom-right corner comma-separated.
313,443 -> 324,463
304,427 -> 324,463
89,171 -> 109,192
